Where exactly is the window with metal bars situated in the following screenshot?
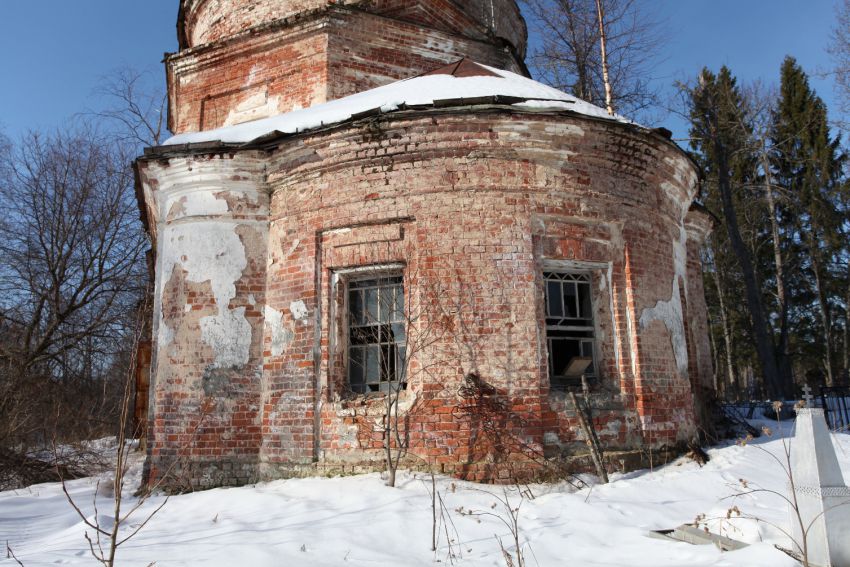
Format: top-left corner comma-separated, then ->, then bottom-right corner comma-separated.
347,275 -> 406,393
544,271 -> 596,388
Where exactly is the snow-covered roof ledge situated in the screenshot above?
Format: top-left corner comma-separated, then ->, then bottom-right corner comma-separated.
161,60 -> 636,148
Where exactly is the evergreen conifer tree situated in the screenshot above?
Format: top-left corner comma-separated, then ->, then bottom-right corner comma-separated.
687,67 -> 787,398
771,56 -> 846,386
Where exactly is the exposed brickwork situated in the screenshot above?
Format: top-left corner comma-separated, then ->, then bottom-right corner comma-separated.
140,154 -> 271,488
133,341 -> 152,439
137,0 -> 714,490
179,0 -> 527,53
168,3 -> 525,134
138,108 -> 710,488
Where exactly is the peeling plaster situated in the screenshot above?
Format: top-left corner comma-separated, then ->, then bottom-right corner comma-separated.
158,311 -> 174,347
664,156 -> 698,190
599,419 -> 622,438
543,431 -> 560,446
200,308 -> 252,368
605,264 -> 620,371
225,87 -> 282,127
184,191 -> 230,217
638,228 -> 690,377
290,300 -> 309,322
639,278 -> 688,376
264,305 -> 293,357
637,180 -> 692,378
160,222 -> 250,368
285,238 -> 301,258
625,284 -> 638,379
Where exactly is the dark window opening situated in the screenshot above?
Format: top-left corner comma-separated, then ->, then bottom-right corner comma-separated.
544,271 -> 596,389
347,275 -> 406,394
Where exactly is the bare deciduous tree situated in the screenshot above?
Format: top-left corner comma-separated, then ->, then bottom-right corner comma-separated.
58,294 -> 165,567
0,125 -> 148,479
830,0 -> 850,123
0,127 -> 147,373
523,0 -> 665,118
88,67 -> 168,148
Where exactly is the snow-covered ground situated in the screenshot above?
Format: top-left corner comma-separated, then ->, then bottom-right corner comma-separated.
2,424 -> 848,567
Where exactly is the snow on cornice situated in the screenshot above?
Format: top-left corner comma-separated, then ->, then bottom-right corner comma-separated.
163,62 -> 632,147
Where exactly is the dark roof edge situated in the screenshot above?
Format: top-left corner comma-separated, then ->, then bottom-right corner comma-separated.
687,201 -> 720,229
139,101 -> 697,174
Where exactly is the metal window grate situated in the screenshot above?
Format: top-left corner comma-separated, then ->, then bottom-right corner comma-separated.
544,271 -> 596,388
347,275 -> 406,394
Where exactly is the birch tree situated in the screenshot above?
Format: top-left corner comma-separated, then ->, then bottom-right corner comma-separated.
523,0 -> 664,118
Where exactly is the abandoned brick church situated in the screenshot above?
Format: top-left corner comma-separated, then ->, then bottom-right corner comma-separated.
135,0 -> 715,488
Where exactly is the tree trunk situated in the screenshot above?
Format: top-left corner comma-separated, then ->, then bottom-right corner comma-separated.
810,249 -> 835,386
569,392 -> 608,483
707,311 -> 721,394
844,264 -> 850,378
595,0 -> 615,115
761,152 -> 794,394
715,147 -> 783,399
711,265 -> 737,395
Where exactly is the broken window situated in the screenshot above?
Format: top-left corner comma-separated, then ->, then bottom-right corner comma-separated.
347,275 -> 406,393
544,271 -> 596,389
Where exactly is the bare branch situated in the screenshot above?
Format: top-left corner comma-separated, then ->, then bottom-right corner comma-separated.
523,0 -> 666,119
84,67 -> 168,148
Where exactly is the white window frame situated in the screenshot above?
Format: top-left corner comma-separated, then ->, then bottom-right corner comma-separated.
542,260 -> 604,389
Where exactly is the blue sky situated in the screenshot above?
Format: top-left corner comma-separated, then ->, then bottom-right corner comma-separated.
0,1 -> 840,142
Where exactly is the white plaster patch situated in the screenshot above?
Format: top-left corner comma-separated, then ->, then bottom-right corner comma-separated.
605,264 -> 621,372
664,155 -> 699,191
159,222 -> 250,369
639,275 -> 688,376
324,227 -> 352,236
673,226 -> 688,281
637,211 -> 691,378
542,122 -> 584,137
625,290 -> 637,379
225,87 -> 283,127
285,239 -> 301,258
600,419 -> 622,438
246,63 -> 263,85
200,307 -> 252,368
158,311 -> 174,347
181,191 -> 229,218
264,305 -> 292,357
290,300 -> 309,321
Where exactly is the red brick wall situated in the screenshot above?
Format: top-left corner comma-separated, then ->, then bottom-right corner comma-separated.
256,111 -> 701,481
325,10 -> 521,103
167,4 -> 525,134
181,0 -> 526,54
140,154 -> 271,488
140,109 -> 708,487
167,21 -> 330,134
